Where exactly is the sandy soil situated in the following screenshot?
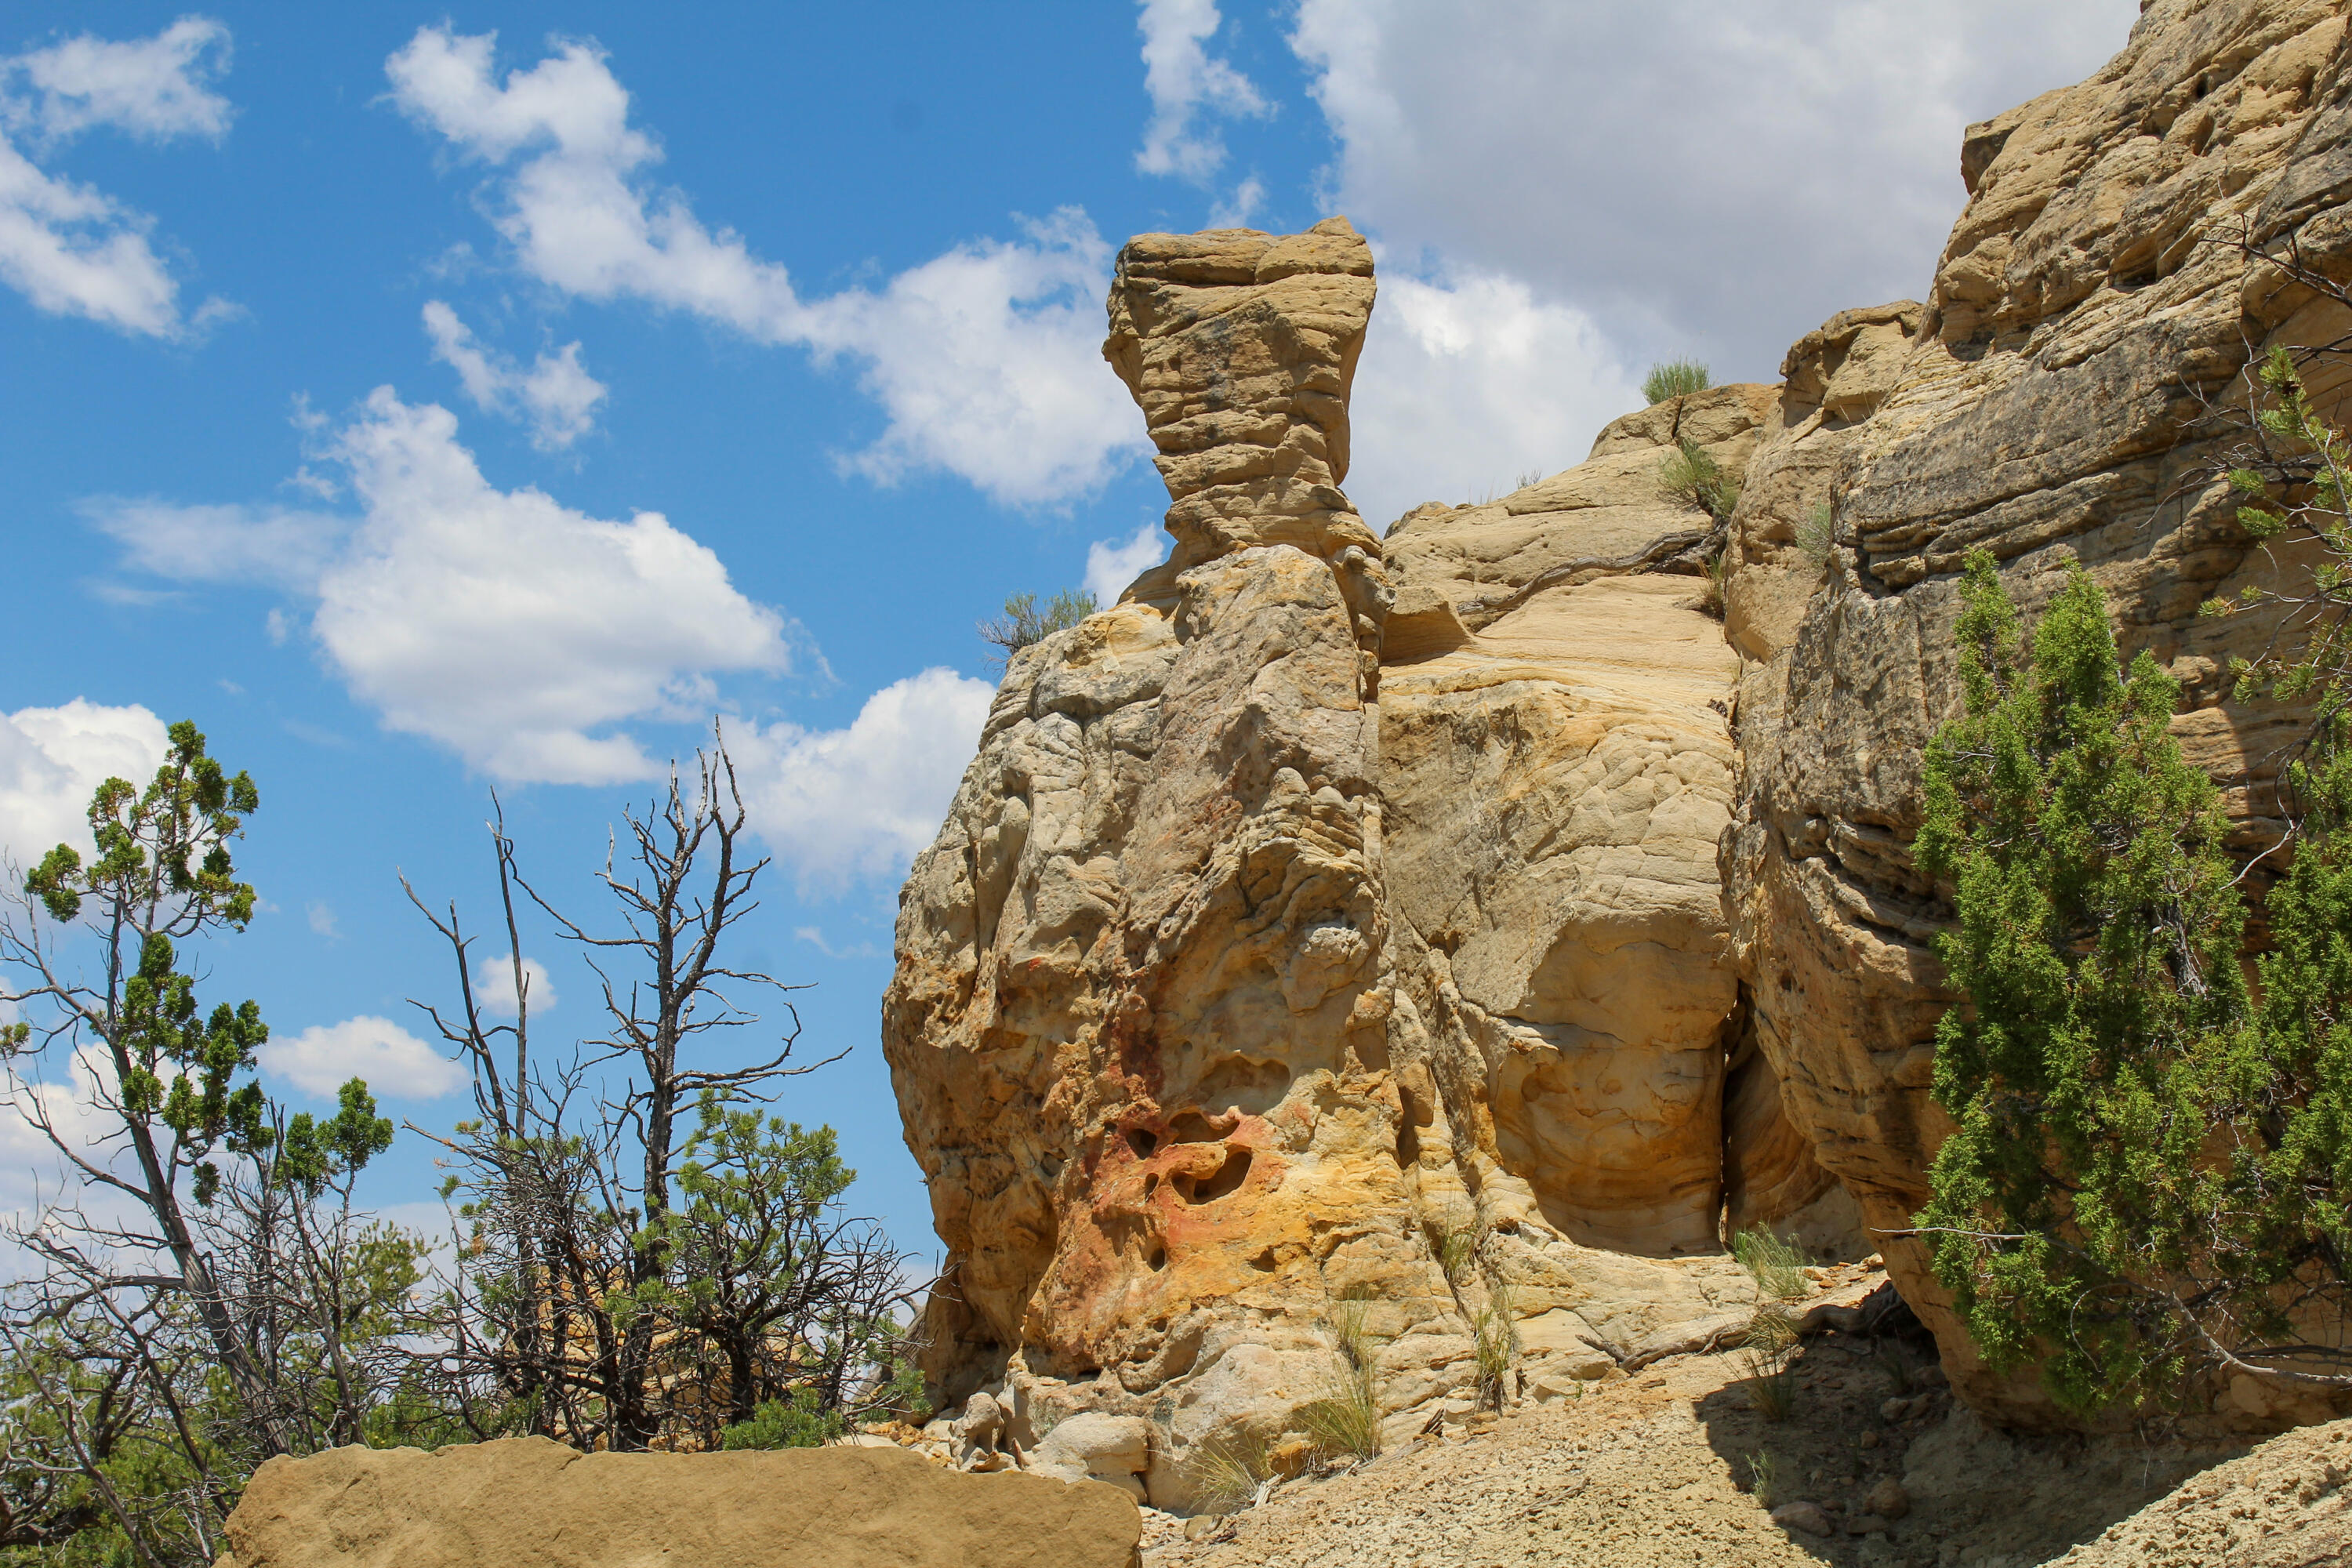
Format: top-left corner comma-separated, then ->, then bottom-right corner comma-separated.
1138,1313 -> 2246,1568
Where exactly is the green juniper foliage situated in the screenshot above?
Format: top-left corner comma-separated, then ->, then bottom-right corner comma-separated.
0,722 -> 414,1566
1915,550 -> 2352,1410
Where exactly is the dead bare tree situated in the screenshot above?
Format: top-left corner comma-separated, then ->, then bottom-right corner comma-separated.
405,735 -> 902,1453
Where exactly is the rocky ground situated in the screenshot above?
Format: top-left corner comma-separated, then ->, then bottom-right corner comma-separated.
1134,1319 -> 2247,1568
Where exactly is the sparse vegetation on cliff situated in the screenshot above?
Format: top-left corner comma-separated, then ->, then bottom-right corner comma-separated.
1642,359 -> 1711,405
977,589 -> 1098,667
1657,437 -> 1740,526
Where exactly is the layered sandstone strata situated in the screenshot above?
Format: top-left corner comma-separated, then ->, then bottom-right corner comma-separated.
1377,383 -> 1856,1262
1725,0 -> 2352,1428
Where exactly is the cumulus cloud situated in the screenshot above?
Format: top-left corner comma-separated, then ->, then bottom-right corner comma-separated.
1134,0 -> 1268,181
1289,0 -> 2140,380
89,392 -> 796,785
2,17 -> 231,147
0,699 -> 169,870
1084,521 -> 1166,607
423,299 -> 607,450
1347,266 -> 1643,526
731,668 -> 993,894
385,27 -> 1140,506
258,1015 -> 463,1100
469,952 -> 555,1018
0,17 -> 232,337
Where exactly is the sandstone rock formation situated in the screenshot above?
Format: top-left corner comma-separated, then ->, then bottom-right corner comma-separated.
890,0 -> 2352,1494
885,227 -> 1846,1511
1723,0 -> 2352,1429
886,220 -> 1457,1506
215,1436 -> 1140,1568
1377,382 -> 1854,1262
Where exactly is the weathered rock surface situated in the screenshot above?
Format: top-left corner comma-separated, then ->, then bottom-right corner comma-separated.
1377,384 -> 1853,1261
886,221 -> 1451,1510
1724,0 -> 2352,1428
215,1436 -> 1140,1568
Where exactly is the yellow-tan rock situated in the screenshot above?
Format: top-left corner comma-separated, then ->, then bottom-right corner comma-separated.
215,1436 -> 1140,1568
884,231 -> 1809,1509
1376,387 -> 1846,1261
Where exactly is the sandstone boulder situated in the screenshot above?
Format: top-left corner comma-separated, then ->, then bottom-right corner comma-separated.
215,1437 -> 1140,1568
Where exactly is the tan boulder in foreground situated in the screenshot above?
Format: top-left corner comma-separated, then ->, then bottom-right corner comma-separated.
216,1436 -> 1141,1568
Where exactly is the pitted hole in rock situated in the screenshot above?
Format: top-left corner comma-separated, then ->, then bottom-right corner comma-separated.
1165,1109 -> 1238,1146
1146,1243 -> 1168,1272
1250,1248 -> 1278,1272
1143,1172 -> 1160,1196
1172,1146 -> 1254,1205
1395,1084 -> 1428,1168
1124,1126 -> 1159,1160
1195,1054 -> 1293,1117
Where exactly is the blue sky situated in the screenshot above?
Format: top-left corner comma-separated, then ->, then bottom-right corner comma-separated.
0,1 -> 2139,1260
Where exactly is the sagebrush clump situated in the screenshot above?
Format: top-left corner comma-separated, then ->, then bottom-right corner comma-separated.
1642,359 -> 1711,405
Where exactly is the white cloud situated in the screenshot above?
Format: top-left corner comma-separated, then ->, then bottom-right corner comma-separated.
469,952 -> 554,1017
83,498 -> 344,590
1289,0 -> 2140,381
258,1015 -> 463,1100
384,27 -> 1140,506
797,211 -> 1140,504
793,926 -> 877,961
305,902 -> 338,939
1085,521 -> 1166,607
1207,175 -> 1265,230
1,16 -> 231,147
93,391 -> 797,786
0,1047 -> 124,1222
1135,0 -> 1269,181
732,668 -> 993,894
423,299 -> 607,450
0,699 -> 169,871
0,19 -> 233,338
0,137 -> 183,335
1347,265 -> 1642,526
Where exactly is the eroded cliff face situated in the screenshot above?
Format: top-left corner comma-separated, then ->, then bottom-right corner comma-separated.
1726,0 -> 2352,1431
887,0 -> 2352,1490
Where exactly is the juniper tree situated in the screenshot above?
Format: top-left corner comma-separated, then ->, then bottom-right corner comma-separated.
1915,552 -> 2352,1411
